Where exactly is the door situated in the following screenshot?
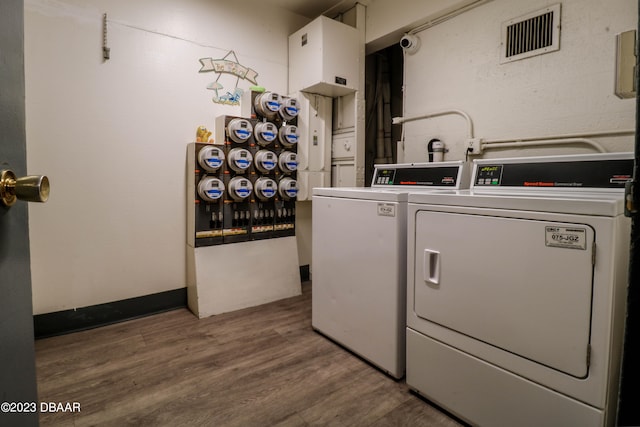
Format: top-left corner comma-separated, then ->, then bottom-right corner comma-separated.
0,0 -> 39,426
413,210 -> 595,378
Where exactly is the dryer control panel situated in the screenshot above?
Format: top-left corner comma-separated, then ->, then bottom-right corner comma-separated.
472,153 -> 633,190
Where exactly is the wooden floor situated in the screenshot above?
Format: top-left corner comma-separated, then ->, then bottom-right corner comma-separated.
35,282 -> 463,427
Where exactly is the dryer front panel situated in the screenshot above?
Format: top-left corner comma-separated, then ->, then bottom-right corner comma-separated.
413,210 -> 594,378
312,195 -> 407,378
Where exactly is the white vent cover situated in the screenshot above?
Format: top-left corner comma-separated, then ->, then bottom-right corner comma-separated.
501,4 -> 561,63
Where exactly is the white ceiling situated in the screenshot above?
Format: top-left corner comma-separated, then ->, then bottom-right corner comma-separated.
262,0 -> 349,18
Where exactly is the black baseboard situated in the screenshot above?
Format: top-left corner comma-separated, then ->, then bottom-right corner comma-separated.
34,288 -> 187,339
300,264 -> 310,282
34,266 -> 310,339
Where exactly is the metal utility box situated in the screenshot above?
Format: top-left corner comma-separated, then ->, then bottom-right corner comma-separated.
294,92 -> 332,200
288,16 -> 359,97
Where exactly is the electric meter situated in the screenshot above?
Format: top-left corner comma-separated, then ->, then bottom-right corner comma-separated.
278,124 -> 299,147
278,177 -> 299,200
278,151 -> 298,173
254,177 -> 277,201
197,177 -> 225,201
279,97 -> 299,121
227,118 -> 253,143
254,121 -> 277,146
228,177 -> 254,201
254,150 -> 277,173
197,146 -> 225,172
254,92 -> 282,118
228,148 -> 254,173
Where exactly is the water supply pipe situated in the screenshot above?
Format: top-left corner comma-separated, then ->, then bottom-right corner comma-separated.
393,109 -> 474,139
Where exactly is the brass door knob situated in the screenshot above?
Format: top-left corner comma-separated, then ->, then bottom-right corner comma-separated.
0,169 -> 50,207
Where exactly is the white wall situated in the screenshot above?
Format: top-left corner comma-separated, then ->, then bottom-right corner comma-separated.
400,0 -> 636,162
25,0 -> 308,314
25,0 -> 637,314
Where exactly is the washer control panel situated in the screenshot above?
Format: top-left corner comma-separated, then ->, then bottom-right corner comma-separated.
372,161 -> 468,189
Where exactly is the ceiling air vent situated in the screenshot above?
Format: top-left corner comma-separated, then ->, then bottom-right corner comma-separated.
501,4 -> 561,63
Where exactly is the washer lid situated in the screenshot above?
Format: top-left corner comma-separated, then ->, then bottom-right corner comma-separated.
313,187 -> 410,202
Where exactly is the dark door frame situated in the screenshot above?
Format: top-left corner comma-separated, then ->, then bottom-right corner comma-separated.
0,0 -> 39,426
617,1 -> 640,424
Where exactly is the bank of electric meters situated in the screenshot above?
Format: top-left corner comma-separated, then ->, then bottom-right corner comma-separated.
190,91 -> 299,247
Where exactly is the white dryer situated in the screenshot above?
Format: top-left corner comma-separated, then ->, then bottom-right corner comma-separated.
312,161 -> 469,379
406,153 -> 633,426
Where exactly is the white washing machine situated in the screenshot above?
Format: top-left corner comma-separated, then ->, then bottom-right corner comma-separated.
312,161 -> 469,378
406,153 -> 633,426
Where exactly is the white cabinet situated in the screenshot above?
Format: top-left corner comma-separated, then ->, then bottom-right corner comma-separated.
288,16 -> 359,97
294,92 -> 332,200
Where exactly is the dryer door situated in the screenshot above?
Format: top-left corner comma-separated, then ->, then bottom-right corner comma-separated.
413,210 -> 594,378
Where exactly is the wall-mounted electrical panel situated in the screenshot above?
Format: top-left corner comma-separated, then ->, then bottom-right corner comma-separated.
288,16 -> 359,97
188,122 -> 298,247
331,133 -> 356,188
186,90 -> 302,318
292,92 -> 332,201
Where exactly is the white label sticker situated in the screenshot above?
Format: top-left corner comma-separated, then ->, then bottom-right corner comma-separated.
545,226 -> 587,250
377,203 -> 396,217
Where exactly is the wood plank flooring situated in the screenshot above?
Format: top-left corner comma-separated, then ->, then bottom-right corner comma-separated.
35,282 -> 464,426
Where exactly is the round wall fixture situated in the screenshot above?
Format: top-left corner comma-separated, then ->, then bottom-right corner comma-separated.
400,33 -> 420,54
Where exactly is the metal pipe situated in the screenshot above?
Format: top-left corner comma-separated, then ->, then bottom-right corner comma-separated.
482,129 -> 634,144
481,138 -> 607,153
376,90 -> 385,160
375,55 -> 386,161
409,0 -> 491,35
392,109 -> 474,139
